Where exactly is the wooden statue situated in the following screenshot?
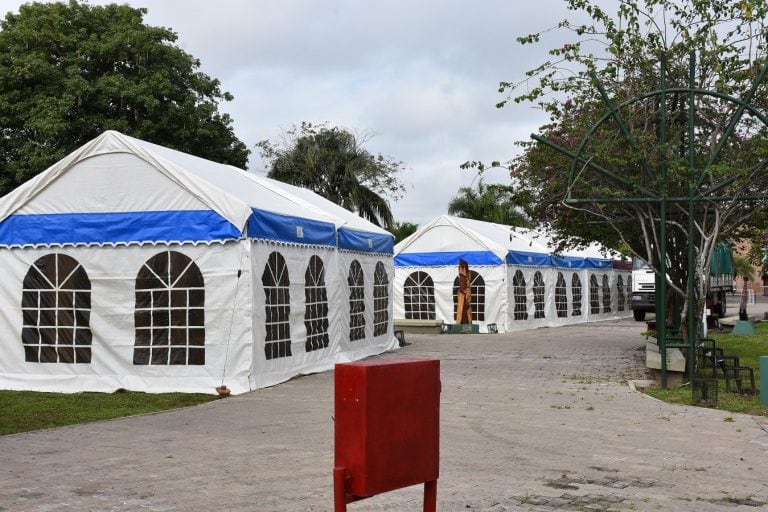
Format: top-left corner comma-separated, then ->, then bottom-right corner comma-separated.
456,258 -> 472,324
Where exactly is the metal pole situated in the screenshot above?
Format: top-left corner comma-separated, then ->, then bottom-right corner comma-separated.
687,50 -> 697,388
659,55 -> 668,389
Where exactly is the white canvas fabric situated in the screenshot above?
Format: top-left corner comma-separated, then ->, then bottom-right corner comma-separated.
394,215 -> 632,333
0,131 -> 397,394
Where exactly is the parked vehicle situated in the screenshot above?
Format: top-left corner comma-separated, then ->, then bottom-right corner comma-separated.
630,241 -> 734,321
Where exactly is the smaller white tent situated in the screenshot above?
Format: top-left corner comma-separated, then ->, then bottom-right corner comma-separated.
0,131 -> 398,394
393,215 -> 632,332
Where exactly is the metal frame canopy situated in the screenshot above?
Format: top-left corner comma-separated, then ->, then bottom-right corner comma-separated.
531,50 -> 768,388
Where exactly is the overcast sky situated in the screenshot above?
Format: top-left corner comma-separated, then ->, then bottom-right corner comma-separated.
0,0 -> 587,226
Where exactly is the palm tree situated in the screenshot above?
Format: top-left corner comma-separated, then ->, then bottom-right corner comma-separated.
258,123 -> 404,230
447,180 -> 529,227
733,255 -> 755,321
391,221 -> 418,244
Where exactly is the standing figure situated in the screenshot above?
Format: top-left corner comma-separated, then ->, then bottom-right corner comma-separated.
456,259 -> 473,324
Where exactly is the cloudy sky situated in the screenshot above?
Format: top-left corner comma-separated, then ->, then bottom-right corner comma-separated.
0,0 -> 586,226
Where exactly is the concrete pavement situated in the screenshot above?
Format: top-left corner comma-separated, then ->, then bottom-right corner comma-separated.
2,316 -> 768,511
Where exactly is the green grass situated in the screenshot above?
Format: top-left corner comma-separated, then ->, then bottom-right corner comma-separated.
0,390 -> 217,435
644,321 -> 768,416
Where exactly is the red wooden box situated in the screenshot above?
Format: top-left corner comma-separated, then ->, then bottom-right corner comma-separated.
334,358 -> 440,497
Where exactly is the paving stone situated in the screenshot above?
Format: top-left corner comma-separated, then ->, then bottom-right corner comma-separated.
2,314 -> 768,511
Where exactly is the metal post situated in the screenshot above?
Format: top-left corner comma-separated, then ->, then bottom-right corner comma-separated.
687,51 -> 698,387
334,466 -> 347,512
424,480 -> 437,512
658,55 -> 668,389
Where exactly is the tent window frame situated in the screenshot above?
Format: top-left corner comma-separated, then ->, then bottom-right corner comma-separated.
21,253 -> 93,364
533,271 -> 546,319
617,275 -> 625,312
373,262 -> 389,336
571,273 -> 582,316
452,270 -> 486,322
602,274 -> 611,313
403,271 -> 435,320
134,251 -> 205,366
513,270 -> 528,321
262,251 -> 292,360
589,274 -> 600,314
304,255 -> 330,352
348,260 -> 365,342
555,272 -> 568,318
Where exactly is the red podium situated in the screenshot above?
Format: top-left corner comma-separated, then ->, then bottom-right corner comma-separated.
334,358 -> 440,511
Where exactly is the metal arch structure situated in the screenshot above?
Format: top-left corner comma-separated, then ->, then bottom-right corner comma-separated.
531,50 -> 768,388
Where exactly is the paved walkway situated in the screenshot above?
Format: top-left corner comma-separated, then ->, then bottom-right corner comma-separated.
2,316 -> 768,511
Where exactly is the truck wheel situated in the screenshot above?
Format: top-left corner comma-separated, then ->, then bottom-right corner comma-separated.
633,310 -> 646,322
717,291 -> 727,318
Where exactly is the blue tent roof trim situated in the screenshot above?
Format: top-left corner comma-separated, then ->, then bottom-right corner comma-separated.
584,257 -> 613,269
505,250 -> 552,267
550,255 -> 586,269
394,250 -> 614,269
248,208 -> 336,247
550,254 -> 613,269
0,210 -> 241,246
395,250 -> 504,267
338,227 -> 394,254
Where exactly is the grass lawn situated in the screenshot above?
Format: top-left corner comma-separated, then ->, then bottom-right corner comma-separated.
644,321 -> 768,416
0,390 -> 217,435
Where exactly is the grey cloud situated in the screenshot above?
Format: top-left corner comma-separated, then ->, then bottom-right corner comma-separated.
2,0 -> 584,225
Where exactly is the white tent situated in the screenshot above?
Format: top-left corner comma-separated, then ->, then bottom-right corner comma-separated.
393,215 -> 632,332
0,131 -> 398,394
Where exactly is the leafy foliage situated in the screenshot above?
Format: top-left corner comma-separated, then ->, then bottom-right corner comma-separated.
257,122 -> 406,230
447,179 -> 530,227
390,221 -> 418,244
469,0 -> 768,328
0,0 -> 249,196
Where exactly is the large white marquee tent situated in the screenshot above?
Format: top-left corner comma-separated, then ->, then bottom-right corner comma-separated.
393,215 -> 632,333
0,131 -> 398,395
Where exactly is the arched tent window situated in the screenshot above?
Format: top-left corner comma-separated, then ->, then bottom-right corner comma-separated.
404,271 -> 435,320
571,273 -> 582,316
513,270 -> 528,320
533,271 -> 545,319
262,251 -> 291,360
555,272 -> 567,318
589,275 -> 600,314
373,262 -> 389,336
134,251 -> 205,365
348,260 -> 365,341
602,274 -> 611,313
305,255 -> 329,352
22,254 -> 92,363
617,275 -> 625,312
452,270 -> 486,321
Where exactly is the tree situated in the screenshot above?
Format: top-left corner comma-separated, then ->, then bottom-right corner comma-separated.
391,221 -> 418,244
0,0 -> 249,196
733,255 -> 756,320
448,179 -> 530,227
257,122 -> 406,230
468,0 -> 768,336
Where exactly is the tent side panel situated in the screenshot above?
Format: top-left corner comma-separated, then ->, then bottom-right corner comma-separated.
393,265 -> 506,333
248,242 -> 397,390
0,241 -> 253,394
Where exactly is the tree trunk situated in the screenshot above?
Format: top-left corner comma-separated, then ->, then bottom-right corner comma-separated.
739,279 -> 749,321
